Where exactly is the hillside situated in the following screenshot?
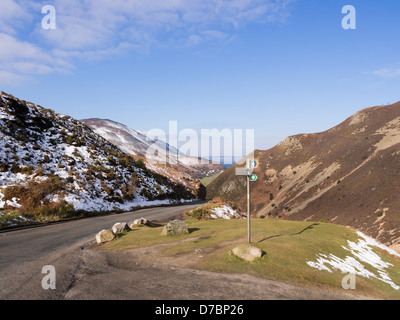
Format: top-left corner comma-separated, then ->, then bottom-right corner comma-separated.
207,101 -> 400,248
0,92 -> 198,226
81,118 -> 225,179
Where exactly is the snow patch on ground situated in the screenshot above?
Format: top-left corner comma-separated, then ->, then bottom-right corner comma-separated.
0,192 -> 21,208
63,192 -> 191,212
210,204 -> 245,220
307,231 -> 400,290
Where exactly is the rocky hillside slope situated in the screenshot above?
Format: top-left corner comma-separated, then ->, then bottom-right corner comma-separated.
81,118 -> 225,179
0,92 -> 198,220
207,101 -> 400,248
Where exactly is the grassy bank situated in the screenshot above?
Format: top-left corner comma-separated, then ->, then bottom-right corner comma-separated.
200,173 -> 221,187
100,218 -> 400,299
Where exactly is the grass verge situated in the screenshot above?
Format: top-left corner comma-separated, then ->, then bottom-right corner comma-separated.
100,218 -> 400,299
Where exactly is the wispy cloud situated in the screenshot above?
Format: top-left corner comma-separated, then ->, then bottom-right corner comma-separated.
0,32 -> 71,85
371,65 -> 400,79
0,0 -> 295,85
37,0 -> 294,50
0,0 -> 32,34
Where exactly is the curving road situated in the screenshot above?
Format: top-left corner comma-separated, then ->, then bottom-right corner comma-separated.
0,202 -> 204,299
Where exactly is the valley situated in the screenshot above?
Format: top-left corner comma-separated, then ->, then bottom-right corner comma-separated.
2,91 -> 400,300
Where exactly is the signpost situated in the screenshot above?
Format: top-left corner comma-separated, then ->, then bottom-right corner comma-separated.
247,174 -> 251,243
236,158 -> 259,243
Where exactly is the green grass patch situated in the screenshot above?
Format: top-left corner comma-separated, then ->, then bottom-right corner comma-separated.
100,218 -> 400,299
200,173 -> 222,187
0,210 -> 38,228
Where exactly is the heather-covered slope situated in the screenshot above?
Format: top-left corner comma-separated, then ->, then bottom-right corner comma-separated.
207,101 -> 400,247
0,92 -> 197,224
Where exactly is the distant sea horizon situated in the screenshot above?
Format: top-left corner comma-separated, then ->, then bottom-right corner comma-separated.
215,157 -> 243,169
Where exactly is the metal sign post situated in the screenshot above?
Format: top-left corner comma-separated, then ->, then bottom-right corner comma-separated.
236,159 -> 258,244
247,174 -> 251,243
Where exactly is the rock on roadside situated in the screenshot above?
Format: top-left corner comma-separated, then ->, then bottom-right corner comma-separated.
129,217 -> 148,229
112,222 -> 128,235
232,244 -> 264,262
95,229 -> 115,244
161,220 -> 189,236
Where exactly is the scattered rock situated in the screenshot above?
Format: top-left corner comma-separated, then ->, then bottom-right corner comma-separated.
95,229 -> 115,244
161,220 -> 189,236
112,222 -> 128,235
232,244 -> 264,262
129,217 -> 148,229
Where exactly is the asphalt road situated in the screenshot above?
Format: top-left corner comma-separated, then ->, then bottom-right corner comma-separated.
0,202 -> 203,299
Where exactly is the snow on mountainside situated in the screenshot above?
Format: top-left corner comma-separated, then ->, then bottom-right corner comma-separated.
81,118 -> 226,179
0,92 -> 197,223
83,119 -> 164,158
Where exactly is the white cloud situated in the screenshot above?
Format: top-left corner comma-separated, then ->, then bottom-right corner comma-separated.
0,0 -> 32,34
0,70 -> 29,86
0,32 -> 70,85
0,33 -> 47,61
0,0 -> 295,85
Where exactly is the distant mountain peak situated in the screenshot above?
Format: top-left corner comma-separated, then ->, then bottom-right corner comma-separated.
81,118 -> 225,179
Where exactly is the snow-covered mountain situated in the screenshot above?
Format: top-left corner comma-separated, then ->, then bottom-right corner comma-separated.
0,92 -> 198,222
82,118 -> 225,179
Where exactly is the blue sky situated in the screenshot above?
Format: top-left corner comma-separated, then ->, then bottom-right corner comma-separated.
1,0 -> 400,152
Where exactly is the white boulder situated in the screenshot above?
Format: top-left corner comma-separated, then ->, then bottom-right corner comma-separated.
232,244 -> 264,262
95,229 -> 115,244
112,222 -> 128,235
